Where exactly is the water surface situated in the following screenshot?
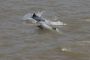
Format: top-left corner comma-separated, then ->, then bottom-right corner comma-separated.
0,0 -> 90,60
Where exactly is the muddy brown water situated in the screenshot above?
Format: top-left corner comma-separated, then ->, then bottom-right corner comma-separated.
0,0 -> 90,60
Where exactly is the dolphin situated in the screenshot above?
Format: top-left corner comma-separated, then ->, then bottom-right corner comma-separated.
23,11 -> 67,32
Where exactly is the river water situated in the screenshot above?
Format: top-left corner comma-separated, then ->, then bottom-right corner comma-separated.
0,0 -> 90,60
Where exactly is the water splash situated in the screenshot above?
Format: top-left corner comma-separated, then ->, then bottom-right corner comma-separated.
22,13 -> 33,20
61,48 -> 71,52
37,11 -> 46,17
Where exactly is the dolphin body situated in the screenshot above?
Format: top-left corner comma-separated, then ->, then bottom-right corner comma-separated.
23,12 -> 67,32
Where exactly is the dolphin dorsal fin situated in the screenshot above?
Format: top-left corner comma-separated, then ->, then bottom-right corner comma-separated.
32,13 -> 37,18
